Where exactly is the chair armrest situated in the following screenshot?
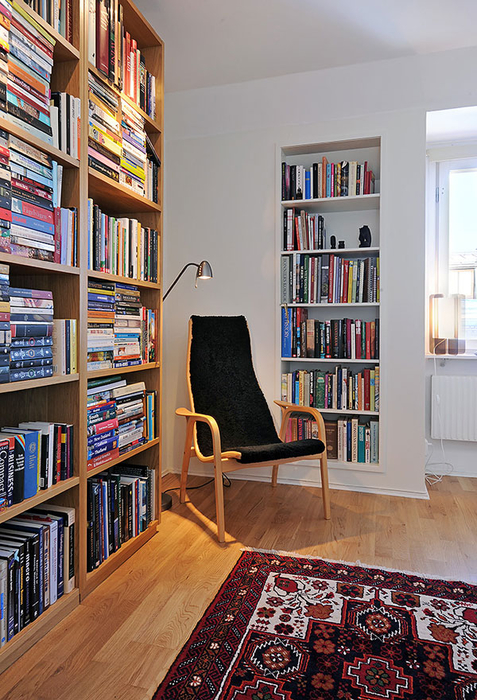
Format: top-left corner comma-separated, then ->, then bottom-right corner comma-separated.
175,408 -> 223,460
274,400 -> 327,444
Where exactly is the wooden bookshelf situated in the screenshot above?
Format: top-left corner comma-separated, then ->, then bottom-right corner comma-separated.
0,0 -> 163,670
279,138 -> 381,468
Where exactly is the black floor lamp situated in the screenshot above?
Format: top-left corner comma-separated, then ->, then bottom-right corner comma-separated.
161,260 -> 213,511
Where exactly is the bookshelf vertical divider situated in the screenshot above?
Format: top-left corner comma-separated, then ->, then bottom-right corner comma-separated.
0,0 -> 163,672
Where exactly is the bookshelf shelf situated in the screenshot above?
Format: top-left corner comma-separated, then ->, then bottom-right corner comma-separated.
282,357 -> 379,364
0,588 -> 80,675
0,116 -> 80,169
0,477 -> 80,524
87,362 -> 160,378
86,437 -> 160,479
15,0 -> 80,61
279,139 -> 381,465
88,168 -> 162,214
0,253 -> 80,276
281,193 -> 380,213
0,373 -> 79,394
83,520 -> 157,598
87,269 -> 160,290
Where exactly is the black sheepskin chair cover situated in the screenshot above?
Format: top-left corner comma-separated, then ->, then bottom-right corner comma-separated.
189,316 -> 325,463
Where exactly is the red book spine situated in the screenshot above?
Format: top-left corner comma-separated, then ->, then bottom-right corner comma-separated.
365,321 -> 371,359
342,260 -> 349,303
363,161 -> 368,194
0,312 -> 9,321
97,0 -> 110,75
0,207 -> 12,222
56,427 -> 62,483
328,254 -> 334,303
16,200 -> 54,224
125,31 -> 131,96
87,447 -> 120,471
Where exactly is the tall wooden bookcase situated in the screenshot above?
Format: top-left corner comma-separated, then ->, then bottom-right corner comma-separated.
0,0 -> 163,671
278,137 -> 382,474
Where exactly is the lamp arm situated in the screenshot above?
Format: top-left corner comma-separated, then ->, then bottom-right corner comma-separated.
163,262 -> 199,302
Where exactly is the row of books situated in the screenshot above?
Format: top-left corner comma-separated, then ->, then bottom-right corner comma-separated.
281,366 -> 380,413
88,71 -> 160,202
87,198 -> 159,282
325,418 -> 379,463
0,420 -> 73,509
281,254 -> 380,305
51,318 -> 76,374
88,0 -> 156,118
0,503 -> 75,646
0,130 -> 77,265
87,279 -> 157,370
282,310 -> 379,360
50,92 -> 81,158
87,463 -> 155,571
22,0 -> 73,43
0,1 -> 56,144
283,209 -> 328,252
86,375 -> 156,471
281,160 -> 377,201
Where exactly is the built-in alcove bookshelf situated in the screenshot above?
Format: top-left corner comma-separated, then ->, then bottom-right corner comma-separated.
0,0 -> 163,671
278,138 -> 382,471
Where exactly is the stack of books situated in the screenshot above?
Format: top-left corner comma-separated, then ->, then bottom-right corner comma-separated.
0,130 -> 77,265
282,311 -> 380,360
11,0 -> 73,43
0,263 -> 10,383
281,253 -> 380,305
0,504 -> 75,644
0,419 -> 73,511
9,286 -> 53,381
120,96 -> 146,195
88,0 -> 156,118
88,70 -> 121,182
87,199 -> 159,281
87,279 -> 115,371
50,92 -> 81,158
86,464 -> 155,571
2,3 -> 56,145
281,366 -> 380,413
282,159 -> 377,201
51,318 -> 77,374
114,282 -> 141,367
87,375 -> 155,471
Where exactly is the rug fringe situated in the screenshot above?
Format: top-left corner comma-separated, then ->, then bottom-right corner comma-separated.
241,547 -> 477,586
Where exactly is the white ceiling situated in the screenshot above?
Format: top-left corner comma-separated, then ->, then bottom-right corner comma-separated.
136,0 -> 477,93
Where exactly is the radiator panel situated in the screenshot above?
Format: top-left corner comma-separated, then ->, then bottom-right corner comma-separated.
431,375 -> 477,441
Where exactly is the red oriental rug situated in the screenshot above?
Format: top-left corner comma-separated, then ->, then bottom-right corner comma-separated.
153,550 -> 477,699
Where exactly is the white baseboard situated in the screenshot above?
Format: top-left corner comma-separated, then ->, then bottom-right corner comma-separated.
164,464 -> 430,500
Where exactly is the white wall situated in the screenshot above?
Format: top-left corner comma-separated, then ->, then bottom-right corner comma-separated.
158,45 -> 477,499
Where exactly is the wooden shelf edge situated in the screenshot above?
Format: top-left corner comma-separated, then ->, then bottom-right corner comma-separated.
82,522 -> 158,599
0,589 -> 80,674
15,0 -> 80,62
0,477 -> 80,524
87,363 -> 160,378
86,438 -> 160,478
0,116 -> 79,169
87,269 -> 160,290
88,168 -> 162,213
0,252 -> 80,275
0,373 -> 79,394
88,63 -> 161,133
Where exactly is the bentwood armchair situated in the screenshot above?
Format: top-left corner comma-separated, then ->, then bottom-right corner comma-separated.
176,316 -> 331,542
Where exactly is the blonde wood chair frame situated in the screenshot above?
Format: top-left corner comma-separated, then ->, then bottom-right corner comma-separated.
176,319 -> 331,543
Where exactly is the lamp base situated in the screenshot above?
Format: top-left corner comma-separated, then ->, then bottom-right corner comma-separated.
162,492 -> 173,511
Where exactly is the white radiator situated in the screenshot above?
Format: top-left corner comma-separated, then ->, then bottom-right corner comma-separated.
431,375 -> 477,441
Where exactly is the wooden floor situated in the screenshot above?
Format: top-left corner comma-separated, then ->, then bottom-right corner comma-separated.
1,473 -> 477,699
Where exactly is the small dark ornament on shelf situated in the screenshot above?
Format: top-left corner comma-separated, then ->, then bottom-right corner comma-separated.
330,235 -> 336,249
359,225 -> 372,248
338,241 -> 345,249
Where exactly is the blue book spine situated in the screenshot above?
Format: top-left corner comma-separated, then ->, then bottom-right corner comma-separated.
326,164 -> 331,198
358,424 -> 365,463
11,211 -> 54,235
87,429 -> 116,447
281,307 -> 291,358
305,170 -> 311,200
56,519 -> 64,597
22,432 -> 39,499
88,436 -> 119,459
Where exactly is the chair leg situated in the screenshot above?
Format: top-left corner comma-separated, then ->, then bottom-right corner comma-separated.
214,457 -> 226,543
180,419 -> 195,503
271,464 -> 279,487
320,451 -> 331,520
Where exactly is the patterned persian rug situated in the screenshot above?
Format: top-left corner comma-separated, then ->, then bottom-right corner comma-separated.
153,550 -> 477,699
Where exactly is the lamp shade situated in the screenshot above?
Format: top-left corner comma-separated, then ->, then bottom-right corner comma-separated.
195,260 -> 213,286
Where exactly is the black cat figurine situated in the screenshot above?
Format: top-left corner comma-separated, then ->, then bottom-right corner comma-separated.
330,235 -> 336,249
359,225 -> 371,248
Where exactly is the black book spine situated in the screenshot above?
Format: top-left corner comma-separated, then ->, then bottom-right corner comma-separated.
312,163 -> 318,199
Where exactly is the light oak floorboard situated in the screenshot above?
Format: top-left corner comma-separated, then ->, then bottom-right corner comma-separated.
1,473 -> 477,699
